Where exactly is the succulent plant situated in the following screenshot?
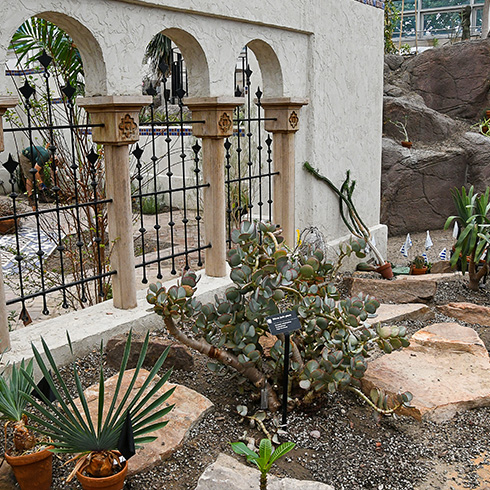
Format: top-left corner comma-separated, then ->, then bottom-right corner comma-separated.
148,221 -> 411,414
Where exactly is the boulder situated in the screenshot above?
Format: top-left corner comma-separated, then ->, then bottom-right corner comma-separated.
105,333 -> 194,371
375,303 -> 434,324
430,260 -> 454,274
383,95 -> 460,143
195,453 -> 334,490
79,369 -> 213,476
437,302 -> 490,327
385,53 -> 405,72
347,272 -> 459,304
0,463 -> 16,490
362,323 -> 490,422
400,38 -> 490,119
381,138 -> 465,235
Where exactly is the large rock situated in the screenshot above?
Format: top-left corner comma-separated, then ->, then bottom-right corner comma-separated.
381,138 -> 465,235
362,323 -> 490,422
400,38 -> 490,119
346,273 -> 459,304
0,463 -> 16,489
437,302 -> 490,327
195,453 -> 334,490
105,333 -> 194,371
375,303 -> 434,324
383,95 -> 459,143
79,369 -> 213,476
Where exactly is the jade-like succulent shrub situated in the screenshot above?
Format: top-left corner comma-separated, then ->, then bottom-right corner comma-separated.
147,221 -> 412,413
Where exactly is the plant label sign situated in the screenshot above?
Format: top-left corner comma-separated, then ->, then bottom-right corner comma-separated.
266,311 -> 302,336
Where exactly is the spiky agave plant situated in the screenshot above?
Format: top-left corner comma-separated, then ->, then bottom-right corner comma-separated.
0,359 -> 38,453
21,330 -> 175,481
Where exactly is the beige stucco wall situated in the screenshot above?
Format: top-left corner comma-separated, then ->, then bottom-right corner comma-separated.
0,0 -> 386,252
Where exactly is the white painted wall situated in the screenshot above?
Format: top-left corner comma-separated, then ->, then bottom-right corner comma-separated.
0,0 -> 386,252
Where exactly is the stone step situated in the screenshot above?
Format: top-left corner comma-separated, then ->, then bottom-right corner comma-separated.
362,323 -> 490,422
346,272 -> 461,304
374,303 -> 434,324
194,453 -> 334,490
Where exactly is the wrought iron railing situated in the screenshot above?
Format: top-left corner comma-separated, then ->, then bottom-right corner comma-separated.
225,48 -> 277,247
131,61 -> 209,282
2,51 -> 112,323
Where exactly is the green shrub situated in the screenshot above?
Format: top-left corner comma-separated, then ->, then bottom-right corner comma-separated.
147,221 -> 411,414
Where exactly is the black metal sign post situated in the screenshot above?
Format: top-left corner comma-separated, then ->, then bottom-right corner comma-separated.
266,311 -> 302,427
282,333 -> 291,426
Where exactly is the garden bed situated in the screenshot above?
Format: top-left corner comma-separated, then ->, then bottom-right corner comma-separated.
9,272 -> 488,490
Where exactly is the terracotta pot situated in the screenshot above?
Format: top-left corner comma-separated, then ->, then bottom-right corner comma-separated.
4,447 -> 53,490
401,140 -> 412,148
0,218 -> 17,234
410,265 -> 428,275
375,262 -> 394,279
76,459 -> 128,490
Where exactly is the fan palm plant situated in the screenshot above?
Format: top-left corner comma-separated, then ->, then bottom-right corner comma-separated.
0,359 -> 38,453
9,17 -> 84,94
21,330 -> 175,484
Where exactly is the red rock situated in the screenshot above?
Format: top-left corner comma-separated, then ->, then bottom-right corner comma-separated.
362,323 -> 490,422
437,302 -> 490,327
105,333 -> 194,371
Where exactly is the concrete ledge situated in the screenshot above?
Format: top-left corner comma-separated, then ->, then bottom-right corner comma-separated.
1,270 -> 233,377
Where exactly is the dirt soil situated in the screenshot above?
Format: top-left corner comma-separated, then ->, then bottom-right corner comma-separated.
6,229 -> 490,490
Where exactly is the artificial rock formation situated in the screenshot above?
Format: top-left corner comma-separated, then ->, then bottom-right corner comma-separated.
381,39 -> 490,235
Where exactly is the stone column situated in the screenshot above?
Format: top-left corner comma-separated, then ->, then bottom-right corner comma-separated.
78,95 -> 151,309
184,97 -> 243,277
261,98 -> 308,248
0,96 -> 19,350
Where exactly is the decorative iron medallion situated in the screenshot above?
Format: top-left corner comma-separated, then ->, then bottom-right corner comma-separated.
289,111 -> 299,129
119,114 -> 138,139
218,112 -> 233,133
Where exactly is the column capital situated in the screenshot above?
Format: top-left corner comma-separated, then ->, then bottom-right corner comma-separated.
0,96 -> 18,153
77,95 -> 152,145
184,96 -> 244,138
261,97 -> 309,133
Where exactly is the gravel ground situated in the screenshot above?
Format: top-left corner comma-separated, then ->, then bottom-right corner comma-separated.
5,229 -> 490,490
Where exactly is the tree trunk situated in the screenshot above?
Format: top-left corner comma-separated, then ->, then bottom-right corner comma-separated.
260,472 -> 268,490
163,316 -> 281,411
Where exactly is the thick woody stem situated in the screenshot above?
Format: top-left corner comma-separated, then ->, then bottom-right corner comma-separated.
163,316 -> 281,411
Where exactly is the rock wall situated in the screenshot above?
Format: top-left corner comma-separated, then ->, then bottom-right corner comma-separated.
382,40 -> 490,236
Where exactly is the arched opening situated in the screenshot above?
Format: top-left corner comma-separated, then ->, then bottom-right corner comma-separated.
130,28 -> 210,282
246,39 -> 283,98
36,12 -> 106,96
223,41 -> 283,242
1,15 -> 111,327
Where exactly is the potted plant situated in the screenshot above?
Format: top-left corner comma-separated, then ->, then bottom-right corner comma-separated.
21,330 -> 175,490
389,116 -> 412,148
409,255 -> 428,275
0,359 -> 53,490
